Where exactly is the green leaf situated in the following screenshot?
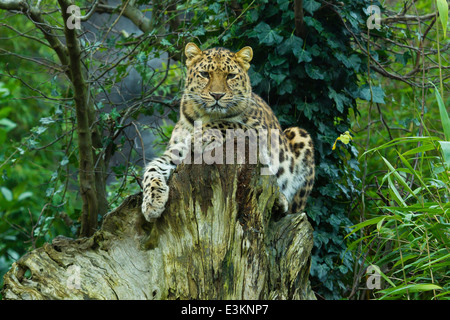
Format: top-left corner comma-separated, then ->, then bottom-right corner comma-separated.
387,175 -> 407,207
402,143 -> 436,156
18,191 -> 33,201
278,35 -> 303,58
336,53 -> 362,71
328,88 -> 351,113
0,118 -> 17,132
250,22 -> 283,46
346,216 -> 386,238
358,85 -> 385,104
60,156 -> 69,166
297,49 -> 312,63
436,0 -> 448,38
268,54 -> 287,67
434,85 -> 450,141
277,0 -> 290,11
39,117 -> 55,125
0,106 -> 12,118
305,64 -> 325,80
0,82 -> 11,98
379,284 -> 442,299
381,156 -> 418,203
32,126 -> 47,135
394,51 -> 412,66
1,187 -> 13,202
438,141 -> 450,168
361,136 -> 440,158
304,16 -> 324,33
303,0 -> 321,15
397,151 -> 432,196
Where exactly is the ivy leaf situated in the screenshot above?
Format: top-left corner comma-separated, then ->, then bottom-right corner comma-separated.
303,0 -> 321,15
250,22 -> 283,45
297,49 -> 312,63
278,79 -> 294,95
335,53 -> 362,71
304,16 -> 324,33
328,88 -> 351,113
277,0 -> 290,11
297,101 -> 319,120
246,9 -> 259,23
394,51 -> 411,67
269,72 -> 287,85
268,53 -> 286,67
248,69 -> 263,86
358,85 -> 386,104
278,35 -> 303,56
305,64 -> 325,80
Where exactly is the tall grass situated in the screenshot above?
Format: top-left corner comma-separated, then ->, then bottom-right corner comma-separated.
348,88 -> 450,300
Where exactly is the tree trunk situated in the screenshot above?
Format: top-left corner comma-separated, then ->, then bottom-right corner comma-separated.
1,161 -> 316,300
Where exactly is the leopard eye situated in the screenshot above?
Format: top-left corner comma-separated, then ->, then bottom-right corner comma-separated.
200,71 -> 210,79
227,73 -> 237,80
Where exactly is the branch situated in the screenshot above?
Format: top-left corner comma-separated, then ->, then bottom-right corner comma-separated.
381,2 -> 450,24
58,0 -> 99,237
0,0 -> 70,77
80,0 -> 99,21
381,12 -> 437,24
0,0 -> 26,10
96,1 -> 152,33
294,0 -> 306,38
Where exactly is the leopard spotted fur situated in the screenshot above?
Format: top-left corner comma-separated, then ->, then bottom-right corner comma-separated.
141,43 -> 315,221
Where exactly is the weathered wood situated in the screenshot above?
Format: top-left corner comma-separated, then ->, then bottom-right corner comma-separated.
2,161 -> 315,300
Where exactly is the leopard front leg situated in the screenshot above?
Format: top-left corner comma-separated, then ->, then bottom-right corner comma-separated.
141,124 -> 191,221
142,156 -> 174,221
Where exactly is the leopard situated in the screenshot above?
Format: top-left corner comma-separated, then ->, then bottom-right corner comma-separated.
141,42 -> 315,221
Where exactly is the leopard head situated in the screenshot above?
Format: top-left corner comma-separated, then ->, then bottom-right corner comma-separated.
182,43 -> 253,119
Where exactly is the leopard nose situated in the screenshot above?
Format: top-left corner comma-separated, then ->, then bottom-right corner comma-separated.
209,92 -> 226,101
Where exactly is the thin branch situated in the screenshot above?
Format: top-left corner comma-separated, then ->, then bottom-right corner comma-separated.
0,48 -> 65,73
96,1 -> 152,33
0,23 -> 51,48
381,12 -> 437,24
0,0 -> 71,78
2,68 -> 72,101
80,0 -> 100,21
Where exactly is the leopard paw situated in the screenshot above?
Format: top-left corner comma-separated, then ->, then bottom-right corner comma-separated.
141,179 -> 169,221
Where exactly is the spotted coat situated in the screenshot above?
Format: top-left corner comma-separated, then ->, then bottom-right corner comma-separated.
141,43 -> 315,220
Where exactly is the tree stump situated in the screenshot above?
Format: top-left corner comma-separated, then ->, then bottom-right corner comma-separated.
1,161 -> 316,300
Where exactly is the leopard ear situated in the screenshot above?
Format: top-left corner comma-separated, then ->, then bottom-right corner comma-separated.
235,46 -> 253,71
185,43 -> 202,67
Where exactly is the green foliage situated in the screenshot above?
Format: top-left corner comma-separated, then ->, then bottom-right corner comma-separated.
347,0 -> 449,300
436,0 -> 448,37
0,58 -> 79,295
349,96 -> 450,298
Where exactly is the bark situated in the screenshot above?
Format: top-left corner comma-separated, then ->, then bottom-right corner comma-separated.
294,0 -> 306,38
58,0 -> 105,236
2,161 -> 316,300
